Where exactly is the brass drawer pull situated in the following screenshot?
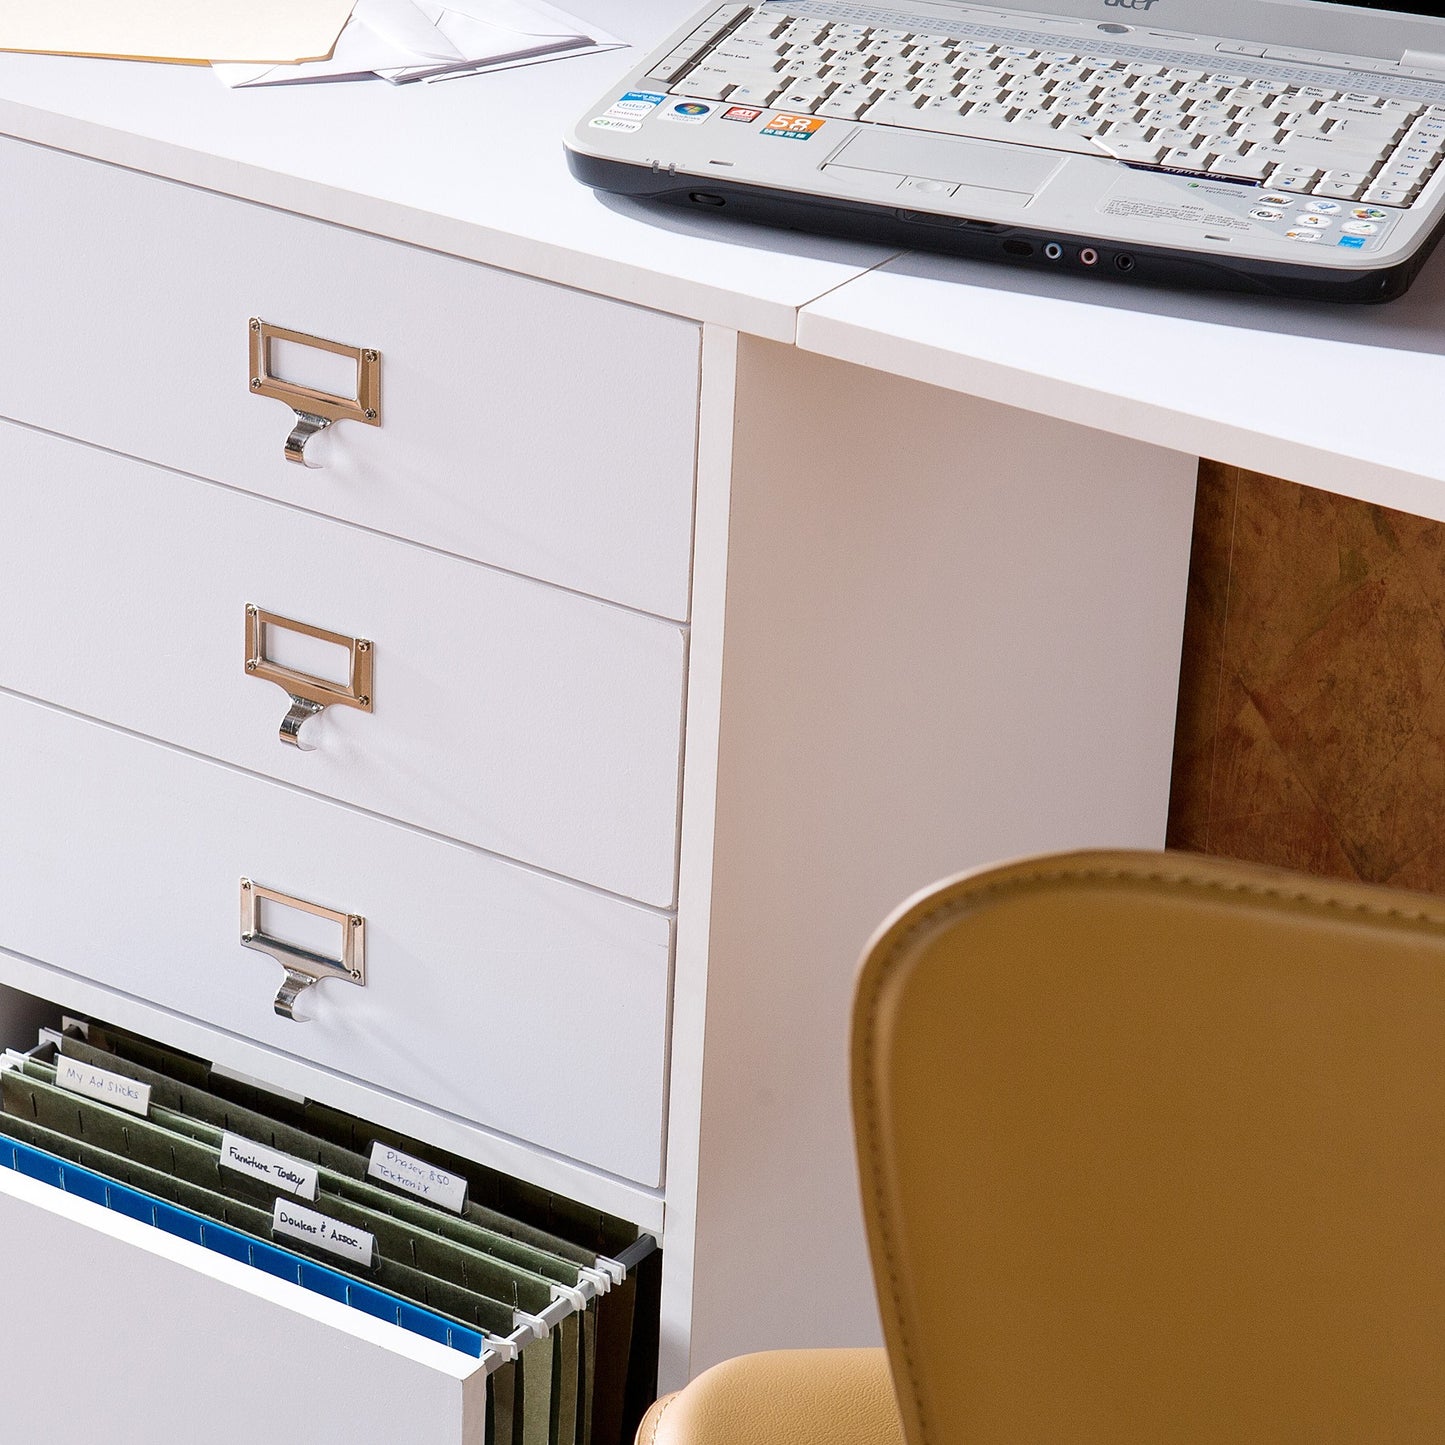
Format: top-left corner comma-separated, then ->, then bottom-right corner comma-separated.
248,318 -> 381,468
244,604 -> 374,751
240,878 -> 367,1022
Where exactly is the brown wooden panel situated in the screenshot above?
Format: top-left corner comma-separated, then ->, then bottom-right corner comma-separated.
1168,460 -> 1445,891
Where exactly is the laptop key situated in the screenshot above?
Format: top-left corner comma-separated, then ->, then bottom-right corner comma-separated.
1270,166 -> 1322,191
677,64 -> 757,99
724,81 -> 786,107
816,90 -> 876,119
1364,184 -> 1415,204
1208,151 -> 1275,179
1095,135 -> 1168,163
1312,172 -> 1369,199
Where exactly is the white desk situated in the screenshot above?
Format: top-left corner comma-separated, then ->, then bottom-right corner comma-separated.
0,0 -> 889,337
799,246 -> 1445,520
0,4 -> 1226,1425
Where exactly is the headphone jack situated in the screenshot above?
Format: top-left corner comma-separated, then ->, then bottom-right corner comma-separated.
1044,242 -> 1064,260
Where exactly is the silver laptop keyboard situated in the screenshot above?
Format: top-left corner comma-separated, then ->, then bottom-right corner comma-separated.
651,7 -> 1445,206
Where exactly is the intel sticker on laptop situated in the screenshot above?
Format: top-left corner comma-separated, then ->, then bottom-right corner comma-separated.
606,90 -> 665,120
661,101 -> 714,124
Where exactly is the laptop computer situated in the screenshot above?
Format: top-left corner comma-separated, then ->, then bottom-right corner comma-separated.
565,0 -> 1445,301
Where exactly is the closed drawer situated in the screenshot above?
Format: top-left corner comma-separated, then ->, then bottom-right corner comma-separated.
0,1165 -> 490,1445
0,421 -> 684,907
0,692 -> 672,1186
0,135 -> 698,620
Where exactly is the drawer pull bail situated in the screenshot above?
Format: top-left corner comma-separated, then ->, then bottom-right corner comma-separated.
240,878 -> 367,1022
245,604 -> 375,752
248,318 -> 381,468
280,695 -> 326,751
285,411 -> 334,467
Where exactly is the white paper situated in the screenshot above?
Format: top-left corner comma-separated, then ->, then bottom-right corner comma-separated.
221,1133 -> 320,1201
55,1057 -> 151,1117
273,1198 -> 376,1266
362,0 -> 464,58
213,0 -> 618,87
0,0 -> 356,64
367,1142 -> 468,1213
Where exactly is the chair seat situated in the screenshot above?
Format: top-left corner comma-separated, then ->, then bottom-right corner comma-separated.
639,1349 -> 903,1445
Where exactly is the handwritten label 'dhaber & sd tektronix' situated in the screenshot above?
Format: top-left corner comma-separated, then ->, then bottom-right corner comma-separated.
367,1143 -> 468,1214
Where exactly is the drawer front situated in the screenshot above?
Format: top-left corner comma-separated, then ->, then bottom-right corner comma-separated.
0,1166 -> 484,1445
0,136 -> 698,620
0,421 -> 684,908
0,693 -> 672,1186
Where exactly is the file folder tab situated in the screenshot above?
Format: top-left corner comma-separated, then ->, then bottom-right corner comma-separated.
367,1142 -> 468,1214
55,1057 -> 151,1117
222,1132 -> 320,1201
273,1197 -> 377,1268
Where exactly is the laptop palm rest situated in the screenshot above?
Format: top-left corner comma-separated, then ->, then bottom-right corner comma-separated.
824,129 -> 1061,202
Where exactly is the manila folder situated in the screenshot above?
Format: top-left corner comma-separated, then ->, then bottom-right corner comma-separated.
0,0 -> 357,64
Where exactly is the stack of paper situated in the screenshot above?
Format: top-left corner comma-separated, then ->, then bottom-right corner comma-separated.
213,0 -> 622,87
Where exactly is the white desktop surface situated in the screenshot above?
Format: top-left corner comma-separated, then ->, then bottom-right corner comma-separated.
7,0 -> 1443,479
0,0 -> 894,341
798,246 -> 1445,520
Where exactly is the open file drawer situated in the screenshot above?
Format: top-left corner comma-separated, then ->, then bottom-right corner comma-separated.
0,1007 -> 659,1445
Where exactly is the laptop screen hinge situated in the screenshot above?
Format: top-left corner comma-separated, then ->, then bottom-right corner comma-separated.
1401,48 -> 1445,76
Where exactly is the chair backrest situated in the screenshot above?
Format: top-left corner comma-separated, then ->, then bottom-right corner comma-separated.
852,850 -> 1445,1445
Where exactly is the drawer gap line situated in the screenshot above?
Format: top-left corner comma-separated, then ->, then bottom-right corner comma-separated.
0,940 -> 669,1210
0,410 -> 695,628
0,684 -> 680,918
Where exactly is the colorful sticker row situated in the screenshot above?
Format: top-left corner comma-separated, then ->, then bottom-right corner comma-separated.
592,94 -> 828,140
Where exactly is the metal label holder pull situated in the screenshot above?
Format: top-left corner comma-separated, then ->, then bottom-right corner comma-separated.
248,318 -> 381,468
245,604 -> 373,751
240,878 -> 366,1021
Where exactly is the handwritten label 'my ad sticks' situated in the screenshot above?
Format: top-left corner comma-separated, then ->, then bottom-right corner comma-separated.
56,1057 -> 151,1117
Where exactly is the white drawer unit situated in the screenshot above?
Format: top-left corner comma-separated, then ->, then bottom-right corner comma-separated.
0,134 -> 700,621
0,16 -> 1205,1425
0,691 -> 673,1187
0,421 -> 686,907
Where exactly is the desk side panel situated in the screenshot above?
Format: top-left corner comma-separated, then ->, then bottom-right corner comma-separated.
669,339 -> 1198,1378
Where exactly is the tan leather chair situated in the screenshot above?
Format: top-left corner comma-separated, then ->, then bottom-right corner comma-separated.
641,850 -> 1445,1445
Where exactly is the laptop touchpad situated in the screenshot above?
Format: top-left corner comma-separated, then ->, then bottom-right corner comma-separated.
825,130 -> 1061,199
